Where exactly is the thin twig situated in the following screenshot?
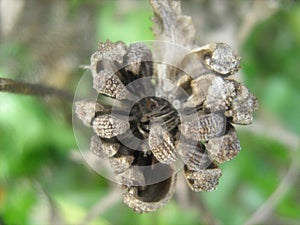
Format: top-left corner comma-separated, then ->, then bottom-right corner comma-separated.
78,188 -> 121,225
243,152 -> 300,225
0,77 -> 74,101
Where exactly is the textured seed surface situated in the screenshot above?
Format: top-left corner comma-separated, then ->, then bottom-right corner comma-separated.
90,135 -> 119,158
116,167 -> 145,187
226,82 -> 258,125
206,126 -> 241,163
204,77 -> 236,112
75,101 -> 106,126
109,155 -> 135,174
149,123 -> 177,164
90,40 -> 127,66
125,42 -> 153,76
205,43 -> 240,75
93,69 -> 128,99
180,113 -> 226,141
92,115 -> 129,139
184,166 -> 222,192
177,141 -> 211,171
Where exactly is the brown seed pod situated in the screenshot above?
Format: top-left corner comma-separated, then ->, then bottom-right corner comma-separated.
184,163 -> 222,192
180,112 -> 226,141
90,40 -> 127,75
226,81 -> 258,125
122,173 -> 177,213
109,155 -> 135,174
90,135 -> 119,158
116,167 -> 146,187
149,123 -> 177,164
192,42 -> 240,75
93,69 -> 129,99
92,115 -> 129,139
206,125 -> 241,163
75,101 -> 108,126
177,140 -> 210,171
125,42 -> 153,77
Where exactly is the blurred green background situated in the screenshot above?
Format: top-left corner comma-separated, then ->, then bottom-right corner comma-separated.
0,0 -> 299,225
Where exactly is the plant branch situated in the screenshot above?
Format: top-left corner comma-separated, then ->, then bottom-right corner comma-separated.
0,77 -> 74,101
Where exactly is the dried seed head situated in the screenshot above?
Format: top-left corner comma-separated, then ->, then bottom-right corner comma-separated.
116,167 -> 145,187
206,125 -> 241,163
93,69 -> 128,99
226,81 -> 258,125
180,112 -> 226,141
149,123 -> 177,164
90,135 -> 119,158
184,164 -> 222,192
109,154 -> 135,174
125,43 -> 153,76
92,115 -> 129,139
75,101 -> 107,126
122,174 -> 176,213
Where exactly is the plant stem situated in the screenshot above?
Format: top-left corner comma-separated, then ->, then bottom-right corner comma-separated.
0,77 -> 74,101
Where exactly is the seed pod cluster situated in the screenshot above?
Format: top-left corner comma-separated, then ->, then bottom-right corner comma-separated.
75,40 -> 258,212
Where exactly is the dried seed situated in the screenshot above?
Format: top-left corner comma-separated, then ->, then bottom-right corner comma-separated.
109,155 -> 135,174
192,42 -> 240,75
189,73 -> 215,106
206,125 -> 241,163
125,43 -> 153,77
226,81 -> 258,125
177,141 -> 211,171
203,76 -> 236,112
184,164 -> 222,192
92,115 -> 129,139
75,101 -> 107,126
90,135 -> 119,158
180,112 -> 226,141
149,123 -> 177,164
116,167 -> 145,187
90,40 -> 127,75
93,69 -> 129,99
122,174 -> 176,213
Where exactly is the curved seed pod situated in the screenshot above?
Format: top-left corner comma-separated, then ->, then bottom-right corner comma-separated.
192,42 -> 240,75
75,101 -> 108,126
90,135 -> 119,158
180,112 -> 226,141
184,163 -> 222,192
90,40 -> 127,75
93,69 -> 129,99
92,115 -> 129,139
149,123 -> 177,164
203,77 -> 236,112
177,140 -> 210,171
206,125 -> 241,163
125,43 -> 153,77
226,81 -> 258,125
122,173 -> 177,213
116,167 -> 145,187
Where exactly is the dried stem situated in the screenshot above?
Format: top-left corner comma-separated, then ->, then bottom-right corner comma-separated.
78,188 -> 121,225
0,77 -> 74,101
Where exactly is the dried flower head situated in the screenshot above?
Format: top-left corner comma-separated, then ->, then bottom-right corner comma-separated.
74,1 -> 258,213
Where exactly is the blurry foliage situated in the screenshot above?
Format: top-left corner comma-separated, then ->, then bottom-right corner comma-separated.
0,0 -> 300,225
